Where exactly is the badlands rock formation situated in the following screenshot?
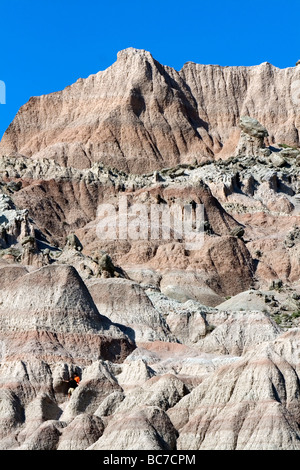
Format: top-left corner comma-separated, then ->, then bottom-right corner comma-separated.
169,329 -> 300,450
0,49 -> 300,450
1,48 -> 300,173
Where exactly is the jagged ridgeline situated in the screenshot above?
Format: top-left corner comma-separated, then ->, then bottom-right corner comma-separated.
0,49 -> 300,450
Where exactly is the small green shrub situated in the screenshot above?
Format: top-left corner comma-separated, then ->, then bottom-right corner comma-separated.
278,143 -> 299,150
291,311 -> 300,319
206,324 -> 216,333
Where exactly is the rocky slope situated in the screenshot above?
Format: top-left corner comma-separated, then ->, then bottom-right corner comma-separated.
0,50 -> 300,451
169,329 -> 300,450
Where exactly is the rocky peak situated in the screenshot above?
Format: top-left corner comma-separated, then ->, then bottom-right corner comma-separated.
116,47 -> 154,62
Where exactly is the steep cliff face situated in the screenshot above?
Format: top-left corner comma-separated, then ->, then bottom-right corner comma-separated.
180,60 -> 300,156
1,48 -> 299,173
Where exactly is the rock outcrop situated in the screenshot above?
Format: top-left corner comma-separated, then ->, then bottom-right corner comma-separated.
0,264 -> 134,365
86,278 -> 175,343
89,406 -> 178,450
235,116 -> 269,157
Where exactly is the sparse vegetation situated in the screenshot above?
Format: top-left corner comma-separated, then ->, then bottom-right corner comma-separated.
291,311 -> 300,319
269,279 -> 283,291
0,247 -> 21,258
278,143 -> 299,150
206,324 -> 216,333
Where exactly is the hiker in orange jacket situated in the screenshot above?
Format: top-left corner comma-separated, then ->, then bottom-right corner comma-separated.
64,373 -> 81,399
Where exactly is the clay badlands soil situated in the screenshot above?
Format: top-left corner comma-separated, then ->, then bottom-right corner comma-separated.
0,48 -> 300,450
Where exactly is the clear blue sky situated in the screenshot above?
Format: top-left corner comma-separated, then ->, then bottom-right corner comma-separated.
0,0 -> 299,139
